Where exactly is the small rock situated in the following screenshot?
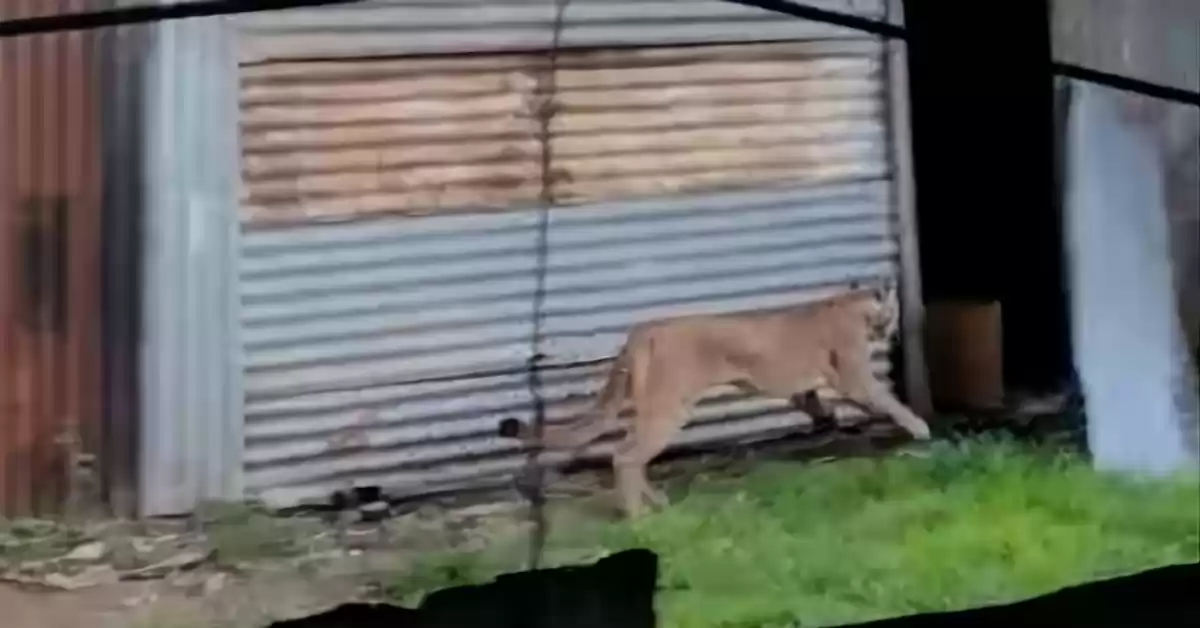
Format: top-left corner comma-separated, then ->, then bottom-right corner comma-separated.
131,537 -> 159,554
171,570 -> 222,598
341,526 -> 381,550
122,591 -> 158,608
108,538 -> 142,571
44,564 -> 118,590
64,541 -> 107,562
359,501 -> 391,523
203,572 -> 227,596
170,569 -> 205,588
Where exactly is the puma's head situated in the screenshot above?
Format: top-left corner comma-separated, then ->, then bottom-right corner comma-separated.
854,279 -> 900,342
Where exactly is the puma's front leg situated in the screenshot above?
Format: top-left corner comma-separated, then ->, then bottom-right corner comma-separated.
850,382 -> 931,440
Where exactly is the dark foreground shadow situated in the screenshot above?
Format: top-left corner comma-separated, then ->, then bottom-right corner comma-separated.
849,561 -> 1198,627
267,548 -> 657,628
269,555 -> 1197,628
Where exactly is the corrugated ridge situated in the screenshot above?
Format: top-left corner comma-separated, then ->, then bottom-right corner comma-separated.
238,0 -> 887,62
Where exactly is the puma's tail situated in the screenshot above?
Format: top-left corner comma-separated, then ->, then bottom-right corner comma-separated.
497,347 -> 631,450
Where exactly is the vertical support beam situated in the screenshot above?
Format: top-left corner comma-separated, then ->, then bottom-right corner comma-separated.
139,11 -> 243,516
882,0 -> 930,415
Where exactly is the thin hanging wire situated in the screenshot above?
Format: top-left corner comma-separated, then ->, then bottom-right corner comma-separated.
524,0 -> 571,572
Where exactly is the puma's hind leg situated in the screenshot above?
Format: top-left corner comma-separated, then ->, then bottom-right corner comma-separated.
611,397 -> 688,518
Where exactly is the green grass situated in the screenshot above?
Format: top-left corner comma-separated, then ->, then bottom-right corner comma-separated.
197,500 -> 325,569
387,437 -> 1200,627
0,518 -> 87,564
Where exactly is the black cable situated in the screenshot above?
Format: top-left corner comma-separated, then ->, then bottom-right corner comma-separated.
1,0 -> 1194,106
723,0 -> 904,39
1,0 -> 1192,106
1052,62 -> 1200,108
0,0 -> 362,37
724,0 -> 1199,107
523,0 -> 571,572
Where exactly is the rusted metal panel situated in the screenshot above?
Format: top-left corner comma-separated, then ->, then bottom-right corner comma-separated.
550,40 -> 884,204
238,0 -> 887,63
0,0 -> 106,516
240,39 -> 883,224
240,54 -> 547,224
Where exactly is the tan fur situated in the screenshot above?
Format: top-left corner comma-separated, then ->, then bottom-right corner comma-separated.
499,282 -> 930,518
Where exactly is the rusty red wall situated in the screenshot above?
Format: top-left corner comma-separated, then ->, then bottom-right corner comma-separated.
0,0 -> 105,516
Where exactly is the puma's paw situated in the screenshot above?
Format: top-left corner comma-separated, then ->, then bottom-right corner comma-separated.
909,421 -> 932,441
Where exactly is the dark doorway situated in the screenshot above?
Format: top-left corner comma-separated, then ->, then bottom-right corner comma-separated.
902,0 -> 1073,395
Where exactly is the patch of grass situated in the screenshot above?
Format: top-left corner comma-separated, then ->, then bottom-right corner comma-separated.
0,518 -> 86,564
387,436 -> 1200,627
198,501 -> 324,569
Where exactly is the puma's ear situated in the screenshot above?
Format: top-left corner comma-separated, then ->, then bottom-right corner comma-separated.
875,278 -> 897,303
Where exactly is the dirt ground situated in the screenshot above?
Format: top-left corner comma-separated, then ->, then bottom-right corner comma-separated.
0,507 -> 521,628
0,444 -> 787,628
0,469 -> 615,628
1,410 -> 1075,628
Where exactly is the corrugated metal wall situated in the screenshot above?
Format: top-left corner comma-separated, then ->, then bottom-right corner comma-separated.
0,0 -> 106,516
237,1 -> 900,507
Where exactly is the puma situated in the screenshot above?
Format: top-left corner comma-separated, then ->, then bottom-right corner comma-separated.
498,281 -> 931,518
